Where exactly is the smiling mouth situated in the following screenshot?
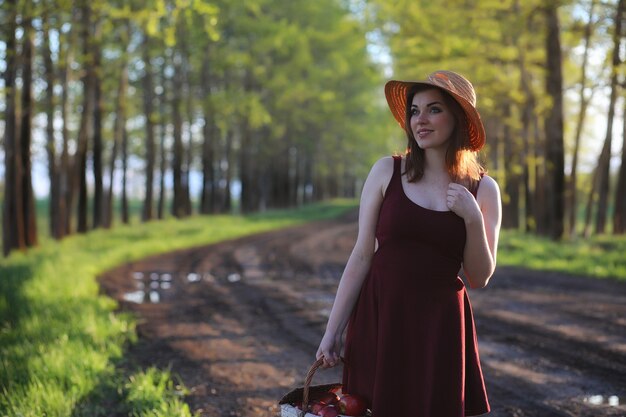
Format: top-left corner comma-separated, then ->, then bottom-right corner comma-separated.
416,129 -> 433,138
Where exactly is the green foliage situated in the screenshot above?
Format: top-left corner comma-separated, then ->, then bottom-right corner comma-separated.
499,229 -> 626,280
123,368 -> 194,417
0,200 -> 357,416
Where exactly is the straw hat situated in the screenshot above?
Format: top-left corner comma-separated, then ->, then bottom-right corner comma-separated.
384,70 -> 486,151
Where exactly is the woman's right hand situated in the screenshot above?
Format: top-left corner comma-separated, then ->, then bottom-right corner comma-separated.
316,331 -> 342,368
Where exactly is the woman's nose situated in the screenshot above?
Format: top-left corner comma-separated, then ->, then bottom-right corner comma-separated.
415,111 -> 427,124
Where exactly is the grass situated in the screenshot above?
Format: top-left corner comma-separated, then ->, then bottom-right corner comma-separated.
498,230 -> 626,281
2,196 -> 625,416
0,199 -> 358,417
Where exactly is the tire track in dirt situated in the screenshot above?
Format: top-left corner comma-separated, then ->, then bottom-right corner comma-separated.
99,212 -> 626,416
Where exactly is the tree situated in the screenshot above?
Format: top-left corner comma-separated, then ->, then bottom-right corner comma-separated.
566,0 -> 597,237
584,0 -> 624,236
2,0 -> 26,255
543,1 -> 566,240
141,34 -> 157,221
92,17 -> 105,229
42,6 -> 59,238
614,97 -> 626,233
104,22 -> 131,228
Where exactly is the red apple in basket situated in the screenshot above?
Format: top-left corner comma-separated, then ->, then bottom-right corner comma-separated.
309,401 -> 326,415
315,392 -> 340,405
336,394 -> 368,416
319,405 -> 339,417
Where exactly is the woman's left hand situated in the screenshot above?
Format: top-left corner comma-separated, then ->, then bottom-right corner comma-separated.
447,183 -> 482,223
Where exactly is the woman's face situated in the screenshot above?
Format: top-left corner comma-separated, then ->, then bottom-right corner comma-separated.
409,88 -> 456,151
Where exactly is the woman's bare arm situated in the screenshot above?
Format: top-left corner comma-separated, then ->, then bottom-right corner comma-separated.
316,157 -> 393,367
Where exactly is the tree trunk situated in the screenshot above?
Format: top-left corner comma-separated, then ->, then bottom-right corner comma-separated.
239,70 -> 262,213
582,165 -> 599,238
614,95 -> 626,233
200,119 -> 216,214
121,127 -> 130,224
289,146 -> 299,206
200,55 -> 215,214
171,50 -> 185,218
157,64 -> 168,220
76,1 -> 95,233
519,64 -> 536,232
567,0 -> 596,238
501,103 -> 521,229
595,0 -> 624,234
42,10 -> 59,239
105,29 -> 130,228
142,35 -> 156,222
223,130 -> 233,212
157,124 -> 167,220
2,0 -> 25,256
183,73 -> 194,216
19,16 -> 38,248
92,21 -> 104,230
58,6 -> 80,238
543,3 -> 565,240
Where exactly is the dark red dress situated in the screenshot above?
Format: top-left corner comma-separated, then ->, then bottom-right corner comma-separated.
342,156 -> 490,416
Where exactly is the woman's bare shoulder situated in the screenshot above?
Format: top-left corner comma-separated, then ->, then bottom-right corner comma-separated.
370,155 -> 395,173
368,156 -> 396,194
477,175 -> 502,205
478,175 -> 500,193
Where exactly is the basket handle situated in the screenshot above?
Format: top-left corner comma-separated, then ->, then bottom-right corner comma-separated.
300,357 -> 344,417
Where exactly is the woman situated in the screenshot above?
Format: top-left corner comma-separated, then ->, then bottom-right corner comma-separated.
316,70 -> 501,416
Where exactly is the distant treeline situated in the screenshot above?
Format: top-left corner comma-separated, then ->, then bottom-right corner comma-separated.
3,0 -> 626,256
1,0 -> 389,256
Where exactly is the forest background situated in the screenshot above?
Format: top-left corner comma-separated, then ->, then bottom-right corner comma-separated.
3,0 -> 626,257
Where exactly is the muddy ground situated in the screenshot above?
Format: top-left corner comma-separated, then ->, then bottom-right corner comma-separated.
99,210 -> 626,417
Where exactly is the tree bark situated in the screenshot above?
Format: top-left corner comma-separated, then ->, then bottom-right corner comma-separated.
614,95 -> 626,233
105,27 -> 130,228
142,35 -> 157,222
157,126 -> 167,220
594,0 -> 624,234
76,1 -> 95,233
92,21 -> 104,229
19,16 -> 38,248
200,122 -> 216,213
2,0 -> 25,256
183,67 -> 194,216
171,49 -> 186,218
121,127 -> 130,224
157,64 -> 168,220
501,103 -> 521,229
42,10 -> 59,239
567,0 -> 596,237
543,3 -> 565,240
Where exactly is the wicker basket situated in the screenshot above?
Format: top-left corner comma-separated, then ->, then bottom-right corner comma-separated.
278,358 -> 343,417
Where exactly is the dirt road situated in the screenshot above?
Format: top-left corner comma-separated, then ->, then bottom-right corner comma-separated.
99,211 -> 626,417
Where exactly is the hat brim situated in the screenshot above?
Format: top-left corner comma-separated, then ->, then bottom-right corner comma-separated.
384,80 -> 486,152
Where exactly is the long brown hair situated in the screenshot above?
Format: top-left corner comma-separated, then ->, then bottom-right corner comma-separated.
403,84 -> 484,191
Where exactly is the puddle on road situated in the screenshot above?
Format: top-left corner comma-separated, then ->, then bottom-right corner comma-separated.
124,271 -> 176,304
227,273 -> 241,283
583,395 -> 620,407
187,272 -> 201,282
124,270 -> 214,303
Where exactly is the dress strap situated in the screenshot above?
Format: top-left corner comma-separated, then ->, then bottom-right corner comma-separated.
382,155 -> 402,197
392,155 -> 402,176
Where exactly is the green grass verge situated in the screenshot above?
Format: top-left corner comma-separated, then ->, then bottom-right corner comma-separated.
499,230 -> 626,281
0,199 -> 357,417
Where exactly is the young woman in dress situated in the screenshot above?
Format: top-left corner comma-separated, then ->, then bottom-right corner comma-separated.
316,70 -> 502,416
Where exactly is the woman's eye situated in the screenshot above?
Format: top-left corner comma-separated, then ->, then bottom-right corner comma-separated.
411,108 -> 419,116
430,107 -> 442,113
